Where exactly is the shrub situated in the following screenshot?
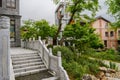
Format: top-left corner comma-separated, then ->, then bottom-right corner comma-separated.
53,46 -> 74,62
109,62 -> 118,71
47,44 -> 53,49
106,48 -> 115,54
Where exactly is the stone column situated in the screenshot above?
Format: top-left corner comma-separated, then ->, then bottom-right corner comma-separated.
0,16 -> 10,80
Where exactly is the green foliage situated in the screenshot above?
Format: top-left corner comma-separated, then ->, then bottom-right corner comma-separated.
109,62 -> 118,71
106,0 -> 120,27
53,0 -> 99,18
53,46 -> 107,80
20,20 -> 36,39
84,51 -> 120,62
52,0 -> 99,43
106,0 -> 120,20
20,19 -> 57,40
47,44 -> 53,49
63,23 -> 103,53
106,48 -> 115,54
53,46 -> 74,62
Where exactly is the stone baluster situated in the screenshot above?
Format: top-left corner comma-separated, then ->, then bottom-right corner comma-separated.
49,48 -> 52,68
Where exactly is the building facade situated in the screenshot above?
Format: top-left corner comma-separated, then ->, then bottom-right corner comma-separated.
92,16 -> 120,49
0,0 -> 21,47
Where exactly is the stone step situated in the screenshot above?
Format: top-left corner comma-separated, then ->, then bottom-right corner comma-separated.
14,65 -> 46,73
11,53 -> 38,58
12,55 -> 41,61
13,62 -> 44,69
15,68 -> 47,77
12,58 -> 42,65
11,50 -> 49,78
42,77 -> 59,80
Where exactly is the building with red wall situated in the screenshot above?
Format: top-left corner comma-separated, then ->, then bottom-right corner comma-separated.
92,16 -> 120,49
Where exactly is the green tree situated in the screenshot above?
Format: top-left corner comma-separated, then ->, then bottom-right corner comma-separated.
106,0 -> 120,26
20,20 -> 36,40
49,24 -> 58,38
63,22 -> 103,53
33,20 -> 51,39
53,0 -> 99,45
106,0 -> 120,20
21,19 -> 57,40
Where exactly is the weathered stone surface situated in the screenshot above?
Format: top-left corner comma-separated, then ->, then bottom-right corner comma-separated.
99,67 -> 107,72
0,16 -> 10,80
82,74 -> 92,80
0,0 -> 21,47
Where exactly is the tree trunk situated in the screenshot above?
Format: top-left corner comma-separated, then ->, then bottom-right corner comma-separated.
53,19 -> 62,45
53,1 -> 78,45
59,10 -> 76,45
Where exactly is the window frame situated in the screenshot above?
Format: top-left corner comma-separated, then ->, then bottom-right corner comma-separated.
105,32 -> 108,37
104,40 -> 107,47
105,23 -> 108,28
0,0 -> 2,7
118,30 -> 120,36
110,31 -> 114,37
10,19 -> 16,42
6,0 -> 16,9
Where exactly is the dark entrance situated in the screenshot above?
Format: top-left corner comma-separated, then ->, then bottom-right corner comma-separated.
104,40 -> 107,47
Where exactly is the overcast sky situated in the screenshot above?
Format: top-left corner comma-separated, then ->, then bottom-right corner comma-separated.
20,0 -> 114,25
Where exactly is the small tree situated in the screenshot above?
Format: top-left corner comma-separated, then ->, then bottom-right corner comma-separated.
63,22 -> 103,53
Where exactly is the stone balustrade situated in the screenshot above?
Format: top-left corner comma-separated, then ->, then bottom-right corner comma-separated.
21,37 -> 69,80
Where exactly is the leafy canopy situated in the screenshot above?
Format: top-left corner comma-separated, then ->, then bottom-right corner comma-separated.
63,22 -> 103,53
20,19 -> 57,40
106,0 -> 120,26
106,0 -> 120,20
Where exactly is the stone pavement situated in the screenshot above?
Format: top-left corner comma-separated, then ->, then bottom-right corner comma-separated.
10,47 -> 37,55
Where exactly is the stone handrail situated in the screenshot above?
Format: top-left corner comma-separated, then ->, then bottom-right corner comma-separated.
21,37 -> 69,80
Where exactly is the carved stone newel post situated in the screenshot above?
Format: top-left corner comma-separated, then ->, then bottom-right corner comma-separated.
0,16 -> 10,80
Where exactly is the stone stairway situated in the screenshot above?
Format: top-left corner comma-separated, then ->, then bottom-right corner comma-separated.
11,48 -> 58,80
11,52 -> 47,77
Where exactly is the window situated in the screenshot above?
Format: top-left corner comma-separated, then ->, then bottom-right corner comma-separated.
105,23 -> 108,28
10,19 -> 15,42
6,0 -> 16,8
110,31 -> 114,37
0,0 -> 2,7
105,32 -> 108,37
104,40 -> 107,47
118,30 -> 120,36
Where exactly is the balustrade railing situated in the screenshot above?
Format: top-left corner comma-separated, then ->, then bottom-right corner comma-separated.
21,37 -> 69,80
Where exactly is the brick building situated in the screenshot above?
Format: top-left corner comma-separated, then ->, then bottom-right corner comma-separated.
92,16 -> 120,49
0,0 -> 21,47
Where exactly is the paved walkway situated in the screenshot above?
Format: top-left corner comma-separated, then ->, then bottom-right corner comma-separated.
10,47 -> 37,55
